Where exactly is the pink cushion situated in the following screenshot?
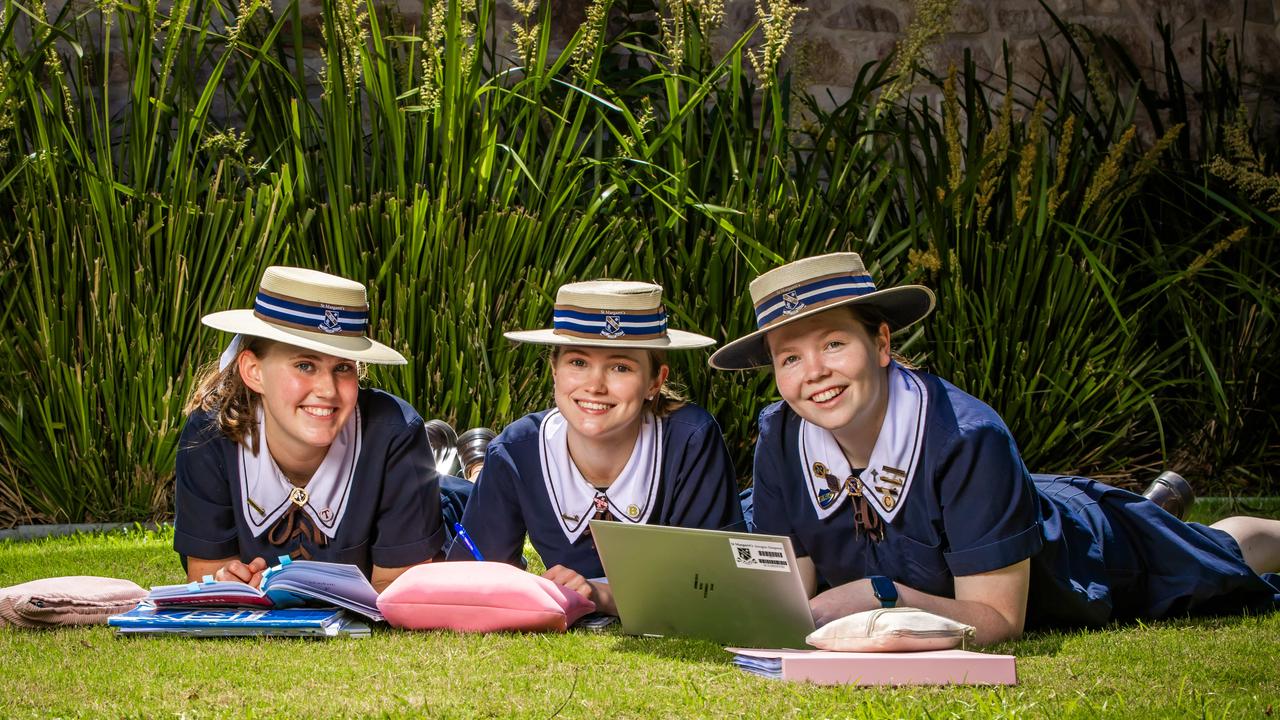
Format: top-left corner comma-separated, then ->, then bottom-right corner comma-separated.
377,562 -> 596,633
0,576 -> 146,628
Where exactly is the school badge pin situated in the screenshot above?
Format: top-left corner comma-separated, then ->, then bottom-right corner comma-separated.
288,487 -> 309,507
816,488 -> 835,508
602,314 -> 624,339
880,493 -> 896,509
627,504 -> 639,518
321,507 -> 333,522
811,461 -> 829,478
781,290 -> 804,315
318,308 -> 343,334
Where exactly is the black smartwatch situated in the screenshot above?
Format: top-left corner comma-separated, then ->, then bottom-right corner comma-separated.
869,575 -> 898,608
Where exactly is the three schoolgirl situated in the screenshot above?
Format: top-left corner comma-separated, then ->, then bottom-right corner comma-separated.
177,260 -> 1279,640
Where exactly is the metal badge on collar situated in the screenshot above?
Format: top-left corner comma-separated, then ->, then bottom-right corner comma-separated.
816,488 -> 835,508
288,487 -> 309,507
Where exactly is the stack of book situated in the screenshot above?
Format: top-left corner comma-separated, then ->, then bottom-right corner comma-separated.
109,558 -> 382,638
109,605 -> 370,638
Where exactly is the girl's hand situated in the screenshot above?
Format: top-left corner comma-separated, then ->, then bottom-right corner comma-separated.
542,564 -> 592,598
215,557 -> 268,588
542,565 -> 617,616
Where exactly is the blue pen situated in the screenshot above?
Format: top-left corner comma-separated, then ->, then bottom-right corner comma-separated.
453,522 -> 485,561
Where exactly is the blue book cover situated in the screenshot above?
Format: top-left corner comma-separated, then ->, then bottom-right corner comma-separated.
109,604 -> 370,638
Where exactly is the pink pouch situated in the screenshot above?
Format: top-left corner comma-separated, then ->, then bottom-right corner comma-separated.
0,576 -> 147,628
377,561 -> 595,633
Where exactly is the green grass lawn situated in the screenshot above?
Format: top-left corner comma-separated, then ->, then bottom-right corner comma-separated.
2,499 -> 1278,718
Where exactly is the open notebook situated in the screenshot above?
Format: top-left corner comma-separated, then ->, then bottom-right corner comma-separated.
147,557 -> 381,622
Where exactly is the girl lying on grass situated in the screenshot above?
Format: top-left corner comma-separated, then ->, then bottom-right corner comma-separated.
712,253 -> 1280,645
448,281 -> 742,614
175,267 -> 463,592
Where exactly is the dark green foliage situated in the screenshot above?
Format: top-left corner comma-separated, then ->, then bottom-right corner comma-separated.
0,0 -> 1275,523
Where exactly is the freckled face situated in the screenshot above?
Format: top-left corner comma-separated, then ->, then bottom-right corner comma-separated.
766,308 -> 891,434
552,346 -> 666,444
239,346 -> 359,463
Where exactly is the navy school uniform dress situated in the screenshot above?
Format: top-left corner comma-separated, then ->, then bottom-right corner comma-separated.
751,364 -> 1280,629
174,388 -> 465,579
447,403 -> 743,578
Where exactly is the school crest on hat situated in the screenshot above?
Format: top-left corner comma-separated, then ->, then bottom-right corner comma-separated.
602,314 -> 625,339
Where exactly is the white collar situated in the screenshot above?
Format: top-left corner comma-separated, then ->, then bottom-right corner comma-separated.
537,410 -> 663,544
238,404 -> 361,539
798,364 -> 928,524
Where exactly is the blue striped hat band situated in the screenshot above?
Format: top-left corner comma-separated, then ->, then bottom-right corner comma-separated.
552,304 -> 668,341
753,272 -> 877,329
254,289 -> 369,337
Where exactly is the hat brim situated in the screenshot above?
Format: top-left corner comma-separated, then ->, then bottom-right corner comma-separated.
504,327 -> 716,350
708,286 -> 936,370
202,310 -> 407,365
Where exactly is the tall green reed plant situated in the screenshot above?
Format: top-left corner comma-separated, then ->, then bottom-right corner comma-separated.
1,0 -> 1276,522
0,0 -> 298,521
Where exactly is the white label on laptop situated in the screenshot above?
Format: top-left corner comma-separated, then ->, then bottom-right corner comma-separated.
728,539 -> 791,572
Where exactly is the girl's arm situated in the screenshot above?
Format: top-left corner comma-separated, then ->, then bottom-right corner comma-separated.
371,564 -> 417,593
665,412 -> 742,529
808,559 -> 1031,645
445,443 -> 529,566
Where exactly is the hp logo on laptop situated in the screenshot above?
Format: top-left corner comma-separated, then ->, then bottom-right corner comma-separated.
693,573 -> 715,599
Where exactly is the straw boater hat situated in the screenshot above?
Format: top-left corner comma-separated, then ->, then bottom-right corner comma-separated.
504,280 -> 715,350
202,266 -> 406,365
708,253 -> 936,370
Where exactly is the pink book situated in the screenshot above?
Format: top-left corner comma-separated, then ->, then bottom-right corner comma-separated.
727,648 -> 1017,686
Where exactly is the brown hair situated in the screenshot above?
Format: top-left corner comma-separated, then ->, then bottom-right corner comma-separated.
549,346 -> 688,417
845,305 -> 917,369
184,336 -> 278,451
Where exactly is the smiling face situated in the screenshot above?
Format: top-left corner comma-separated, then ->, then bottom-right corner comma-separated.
238,342 -> 360,471
551,345 -> 668,446
766,307 -> 892,461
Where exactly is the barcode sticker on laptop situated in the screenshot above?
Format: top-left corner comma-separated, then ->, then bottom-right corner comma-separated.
728,539 -> 791,572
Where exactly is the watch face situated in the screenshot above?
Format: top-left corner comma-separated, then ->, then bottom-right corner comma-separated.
871,575 -> 897,602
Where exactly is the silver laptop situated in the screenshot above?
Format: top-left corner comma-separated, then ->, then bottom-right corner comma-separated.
590,520 -> 816,648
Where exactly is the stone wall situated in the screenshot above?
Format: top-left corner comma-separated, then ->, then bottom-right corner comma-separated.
532,0 -> 1280,115
769,0 -> 1280,105
36,0 -> 1280,127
